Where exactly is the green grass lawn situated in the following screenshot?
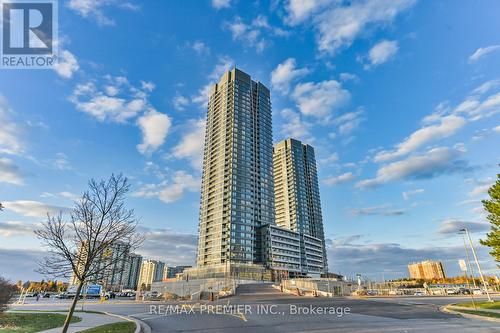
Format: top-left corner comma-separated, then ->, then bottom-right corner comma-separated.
0,312 -> 81,333
455,301 -> 500,310
79,321 -> 136,333
451,308 -> 500,319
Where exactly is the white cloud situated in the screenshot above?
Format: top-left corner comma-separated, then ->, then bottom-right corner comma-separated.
0,221 -> 38,237
339,72 -> 358,82
67,0 -> 139,26
285,0 -> 330,25
40,191 -> 80,202
141,81 -> 155,92
137,110 -> 172,155
468,184 -> 491,197
53,50 -> 79,79
468,178 -> 494,197
192,84 -> 213,108
454,91 -> 500,121
172,95 -> 190,111
271,58 -> 309,94
224,16 -> 288,52
70,75 -> 169,156
171,119 -> 206,170
494,125 -> 500,133
105,85 -> 119,96
52,152 -> 72,170
133,170 -> 199,203
69,75 -> 155,123
374,115 -> 466,162
3,200 -> 70,217
0,157 -> 24,185
351,204 -> 405,216
468,44 -> 500,63
367,40 -> 398,67
0,95 -> 24,155
319,153 -> 339,166
473,80 -> 500,95
378,80 -> 500,166
357,146 -> 468,188
332,109 -> 365,136
402,188 -> 424,200
437,219 -> 489,234
323,172 -> 354,186
190,40 -> 210,56
211,0 -> 231,9
292,80 -> 350,117
279,108 -> 314,143
225,16 -> 266,52
192,56 -> 234,108
312,0 -> 415,54
58,191 -> 81,201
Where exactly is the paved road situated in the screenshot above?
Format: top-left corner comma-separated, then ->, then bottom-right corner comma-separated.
12,284 -> 500,332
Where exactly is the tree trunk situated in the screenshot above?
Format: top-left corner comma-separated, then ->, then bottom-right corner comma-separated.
62,281 -> 84,333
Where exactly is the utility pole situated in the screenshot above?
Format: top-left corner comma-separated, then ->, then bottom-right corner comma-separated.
460,228 -> 492,302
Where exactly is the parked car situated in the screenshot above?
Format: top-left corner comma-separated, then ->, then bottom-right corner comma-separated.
413,291 -> 425,296
472,288 -> 485,295
446,289 -> 460,295
458,288 -> 471,295
55,293 -> 69,299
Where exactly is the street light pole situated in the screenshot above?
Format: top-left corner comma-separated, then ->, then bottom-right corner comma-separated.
461,233 -> 477,288
460,228 -> 492,302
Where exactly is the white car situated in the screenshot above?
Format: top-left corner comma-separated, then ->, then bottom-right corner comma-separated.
414,292 -> 425,296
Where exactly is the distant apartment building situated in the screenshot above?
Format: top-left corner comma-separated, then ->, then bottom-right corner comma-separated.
272,138 -> 328,274
69,241 -> 140,291
138,259 -> 167,288
123,253 -> 142,290
408,260 -> 446,280
154,261 -> 166,282
138,260 -> 157,288
166,266 -> 192,279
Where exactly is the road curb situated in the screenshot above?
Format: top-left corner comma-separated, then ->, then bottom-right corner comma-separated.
103,311 -> 151,333
440,304 -> 500,323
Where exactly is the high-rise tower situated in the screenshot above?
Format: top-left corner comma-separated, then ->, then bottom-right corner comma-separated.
273,138 -> 328,273
196,68 -> 274,267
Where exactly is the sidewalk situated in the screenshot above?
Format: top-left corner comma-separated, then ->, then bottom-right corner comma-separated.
28,311 -> 125,333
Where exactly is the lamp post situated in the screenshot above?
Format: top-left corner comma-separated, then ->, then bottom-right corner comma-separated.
461,232 -> 477,288
459,228 -> 492,302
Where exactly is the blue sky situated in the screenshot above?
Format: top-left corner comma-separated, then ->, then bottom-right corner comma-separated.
1,0 -> 499,281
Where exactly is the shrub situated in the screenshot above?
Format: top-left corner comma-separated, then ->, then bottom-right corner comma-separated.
0,276 -> 17,312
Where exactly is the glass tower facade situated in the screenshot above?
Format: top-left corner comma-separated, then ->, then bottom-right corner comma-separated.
273,138 -> 328,273
196,68 -> 274,267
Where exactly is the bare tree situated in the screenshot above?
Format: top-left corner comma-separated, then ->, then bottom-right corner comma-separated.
35,174 -> 143,333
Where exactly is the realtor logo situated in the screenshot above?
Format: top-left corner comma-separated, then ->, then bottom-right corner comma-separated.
1,0 -> 58,68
